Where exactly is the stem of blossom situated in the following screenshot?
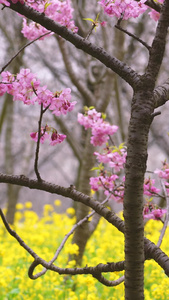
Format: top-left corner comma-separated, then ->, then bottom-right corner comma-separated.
0,32 -> 51,74
34,103 -> 44,181
34,103 -> 51,181
157,180 -> 169,248
108,135 -> 115,146
85,23 -> 96,40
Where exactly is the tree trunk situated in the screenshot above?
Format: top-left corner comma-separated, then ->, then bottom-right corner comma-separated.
72,130 -> 95,265
124,88 -> 154,299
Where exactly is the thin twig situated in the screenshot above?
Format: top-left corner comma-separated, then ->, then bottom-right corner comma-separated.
85,23 -> 96,40
34,104 -> 43,181
0,31 -> 51,74
33,194 -> 112,278
157,180 -> 169,248
34,103 -> 50,181
115,23 -> 151,51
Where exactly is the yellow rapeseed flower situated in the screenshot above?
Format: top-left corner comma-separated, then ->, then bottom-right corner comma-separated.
66,207 -> 75,215
16,203 -> 24,210
54,199 -> 61,206
25,201 -> 32,209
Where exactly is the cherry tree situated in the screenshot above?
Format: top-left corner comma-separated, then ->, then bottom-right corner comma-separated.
0,0 -> 169,299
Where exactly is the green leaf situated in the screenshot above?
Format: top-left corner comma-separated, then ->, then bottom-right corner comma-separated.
83,18 -> 95,22
88,106 -> 95,110
101,112 -> 106,119
95,13 -> 100,22
90,166 -> 100,171
44,2 -> 51,9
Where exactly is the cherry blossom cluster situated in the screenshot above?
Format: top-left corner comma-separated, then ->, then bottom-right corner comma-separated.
0,69 -> 76,115
78,108 -> 167,220
94,146 -> 127,172
90,173 -> 125,202
154,161 -> 169,195
144,178 -> 160,197
0,0 -> 78,40
78,108 -> 118,146
22,0 -> 78,40
143,203 -> 167,221
0,68 -> 76,146
98,0 -> 163,21
30,125 -> 66,145
98,0 -> 147,20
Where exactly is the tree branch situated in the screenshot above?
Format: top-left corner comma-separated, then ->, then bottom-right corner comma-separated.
0,172 -> 169,275
0,31 -> 51,74
115,23 -> 151,51
7,1 -> 140,88
145,0 -> 169,84
154,78 -> 169,108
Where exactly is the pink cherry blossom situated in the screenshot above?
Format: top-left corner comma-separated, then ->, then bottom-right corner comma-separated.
144,207 -> 167,220
0,69 -> 76,113
78,108 -> 118,146
94,148 -> 126,172
50,88 -> 76,116
78,109 -> 102,129
30,129 -> 49,144
50,132 -> 66,145
154,161 -> 169,180
30,126 -> 66,146
99,0 -> 147,20
143,178 -> 160,197
90,174 -> 118,191
21,19 -> 51,41
21,0 -> 78,41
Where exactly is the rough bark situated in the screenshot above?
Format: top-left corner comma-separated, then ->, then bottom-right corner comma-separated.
124,88 -> 154,299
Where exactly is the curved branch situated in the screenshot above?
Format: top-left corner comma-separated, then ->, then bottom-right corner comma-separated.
8,1 -> 140,88
1,172 -> 169,276
93,273 -> 124,287
0,207 -> 124,285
